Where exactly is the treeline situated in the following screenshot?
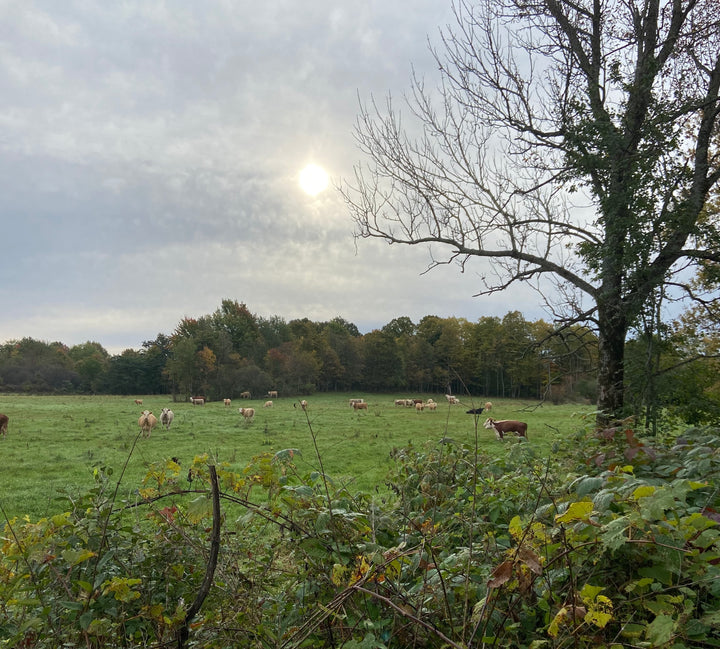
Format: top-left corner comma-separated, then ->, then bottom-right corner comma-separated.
0,299 -> 598,403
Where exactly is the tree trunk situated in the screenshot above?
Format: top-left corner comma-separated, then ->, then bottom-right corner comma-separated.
596,300 -> 627,425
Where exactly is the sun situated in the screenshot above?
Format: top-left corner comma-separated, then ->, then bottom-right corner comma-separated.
298,164 -> 329,196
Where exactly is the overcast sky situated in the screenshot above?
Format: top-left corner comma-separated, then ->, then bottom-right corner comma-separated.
0,1 -> 547,354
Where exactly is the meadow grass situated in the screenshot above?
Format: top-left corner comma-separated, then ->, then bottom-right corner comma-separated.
0,393 -> 595,521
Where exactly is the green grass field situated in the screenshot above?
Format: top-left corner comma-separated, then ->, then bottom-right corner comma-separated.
0,393 -> 595,521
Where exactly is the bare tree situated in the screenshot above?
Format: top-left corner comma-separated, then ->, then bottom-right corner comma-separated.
342,0 -> 720,423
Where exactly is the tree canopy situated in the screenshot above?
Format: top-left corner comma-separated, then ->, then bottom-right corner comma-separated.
342,0 -> 720,422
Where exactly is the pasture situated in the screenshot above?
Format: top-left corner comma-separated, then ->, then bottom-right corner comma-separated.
0,393 -> 594,521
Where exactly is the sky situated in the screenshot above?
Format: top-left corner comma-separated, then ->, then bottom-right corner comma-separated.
0,1 -> 547,355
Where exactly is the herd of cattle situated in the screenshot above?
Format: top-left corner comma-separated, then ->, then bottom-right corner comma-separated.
0,393 -> 527,441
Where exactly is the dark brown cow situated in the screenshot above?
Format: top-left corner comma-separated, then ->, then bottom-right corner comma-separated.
0,413 -> 8,438
483,417 -> 528,440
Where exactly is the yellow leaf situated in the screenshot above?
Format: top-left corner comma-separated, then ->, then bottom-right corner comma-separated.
555,501 -> 594,523
632,485 -> 656,499
331,563 -> 347,586
548,607 -> 567,637
509,515 -> 523,540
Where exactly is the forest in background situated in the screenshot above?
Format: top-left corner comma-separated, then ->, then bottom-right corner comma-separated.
1,299 -> 718,425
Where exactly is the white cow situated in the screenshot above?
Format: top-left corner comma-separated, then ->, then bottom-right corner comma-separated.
160,408 -> 174,430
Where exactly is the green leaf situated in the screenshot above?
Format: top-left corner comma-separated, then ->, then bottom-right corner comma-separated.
646,614 -> 676,647
61,547 -> 96,566
187,495 -> 213,523
575,476 -> 604,497
601,516 -> 629,551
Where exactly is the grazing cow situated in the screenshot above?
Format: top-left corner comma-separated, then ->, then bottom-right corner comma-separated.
264,400 -> 273,408
160,408 -> 174,430
138,410 -> 158,438
426,402 -> 437,411
0,413 -> 8,438
353,401 -> 368,411
223,398 -> 231,407
466,407 -> 484,415
240,391 -> 251,399
268,390 -> 278,399
394,399 -> 405,407
404,399 -> 415,407
483,417 -> 528,440
134,399 -> 143,406
415,402 -> 425,412
349,398 -> 364,407
238,407 -> 255,422
191,397 -> 205,406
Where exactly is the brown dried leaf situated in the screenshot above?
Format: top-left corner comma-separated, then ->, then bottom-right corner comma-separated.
487,560 -> 513,589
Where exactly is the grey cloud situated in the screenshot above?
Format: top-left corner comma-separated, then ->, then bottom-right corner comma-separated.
0,1 -> 548,352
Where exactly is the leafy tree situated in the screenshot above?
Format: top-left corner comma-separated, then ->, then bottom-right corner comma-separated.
467,316 -> 505,396
164,337 -> 200,398
256,314 -> 292,351
234,361 -> 273,397
343,0 -> 720,422
101,349 -> 149,395
195,346 -> 217,397
405,335 -> 435,392
326,316 -> 361,338
139,334 -> 173,394
211,299 -> 261,361
0,338 -> 79,392
323,320 -> 364,390
68,342 -> 110,394
361,330 -> 405,391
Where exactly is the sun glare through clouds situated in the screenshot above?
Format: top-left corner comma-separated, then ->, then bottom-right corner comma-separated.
298,164 -> 329,196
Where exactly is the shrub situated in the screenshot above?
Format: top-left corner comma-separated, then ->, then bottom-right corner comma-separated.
2,423 -> 719,648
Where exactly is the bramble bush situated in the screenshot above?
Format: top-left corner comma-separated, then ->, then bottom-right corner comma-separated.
2,420 -> 719,648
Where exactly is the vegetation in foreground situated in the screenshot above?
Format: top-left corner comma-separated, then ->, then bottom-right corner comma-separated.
1,400 -> 719,648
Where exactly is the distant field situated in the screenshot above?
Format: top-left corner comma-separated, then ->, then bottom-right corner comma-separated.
0,393 -> 595,521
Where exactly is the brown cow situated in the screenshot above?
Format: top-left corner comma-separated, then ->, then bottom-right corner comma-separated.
238,407 -> 255,422
0,413 -> 8,438
138,410 -> 158,438
134,399 -> 143,406
240,391 -> 251,399
483,417 -> 527,440
268,390 -> 278,399
353,401 -> 368,411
